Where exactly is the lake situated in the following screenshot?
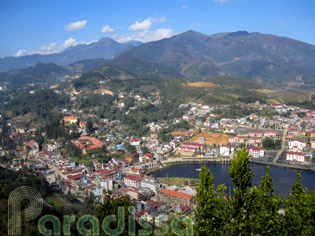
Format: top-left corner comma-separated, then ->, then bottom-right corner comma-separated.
149,163 -> 315,197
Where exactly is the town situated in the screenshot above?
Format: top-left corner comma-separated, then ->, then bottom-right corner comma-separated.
1,84 -> 315,224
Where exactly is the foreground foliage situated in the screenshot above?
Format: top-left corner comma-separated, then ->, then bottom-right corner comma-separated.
194,148 -> 315,235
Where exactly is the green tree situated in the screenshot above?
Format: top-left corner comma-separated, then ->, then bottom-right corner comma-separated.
283,174 -> 315,235
229,148 -> 254,234
86,118 -> 94,133
245,165 -> 283,235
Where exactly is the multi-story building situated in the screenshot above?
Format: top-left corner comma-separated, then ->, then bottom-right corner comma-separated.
124,175 -> 143,188
247,147 -> 265,158
141,176 -> 160,193
286,152 -> 305,163
289,139 -> 306,151
158,188 -> 194,207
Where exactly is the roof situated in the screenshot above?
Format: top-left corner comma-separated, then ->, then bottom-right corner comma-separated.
68,173 -> 83,180
124,175 -> 143,182
159,188 -> 193,200
264,131 -> 278,134
26,140 -> 37,147
147,200 -> 163,208
291,139 -> 304,143
78,136 -> 102,146
144,153 -> 153,158
136,209 -> 151,218
63,116 -> 77,120
286,151 -> 304,156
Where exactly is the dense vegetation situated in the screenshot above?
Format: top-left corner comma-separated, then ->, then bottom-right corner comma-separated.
194,149 -> 315,235
0,89 -> 70,118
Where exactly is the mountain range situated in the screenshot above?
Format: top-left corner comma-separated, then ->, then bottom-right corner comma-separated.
1,30 -> 315,90
0,38 -> 141,72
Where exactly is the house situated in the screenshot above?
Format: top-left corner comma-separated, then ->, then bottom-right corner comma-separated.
118,101 -> 125,108
131,167 -> 142,176
289,139 -> 306,151
182,115 -> 189,120
306,111 -> 315,118
310,131 -> 315,138
247,147 -> 265,158
16,127 -> 25,134
79,121 -> 86,129
124,175 -> 143,188
249,131 -> 263,137
140,153 -> 154,163
158,188 -> 194,207
130,139 -> 141,146
141,176 -> 160,193
220,145 -> 231,157
61,116 -> 78,125
286,152 -> 305,163
100,168 -> 122,181
264,131 -> 278,138
311,140 -> 315,149
100,178 -> 114,192
247,137 -> 262,146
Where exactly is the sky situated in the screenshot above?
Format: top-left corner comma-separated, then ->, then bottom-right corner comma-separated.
1,0 -> 315,58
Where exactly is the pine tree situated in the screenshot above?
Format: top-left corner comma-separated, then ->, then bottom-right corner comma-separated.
229,148 -> 254,234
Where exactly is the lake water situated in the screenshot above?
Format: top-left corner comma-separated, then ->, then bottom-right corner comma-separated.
149,163 -> 315,197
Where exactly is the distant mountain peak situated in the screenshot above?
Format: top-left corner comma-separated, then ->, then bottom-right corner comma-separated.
224,30 -> 250,38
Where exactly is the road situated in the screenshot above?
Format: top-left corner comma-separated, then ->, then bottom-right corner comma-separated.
272,128 -> 288,163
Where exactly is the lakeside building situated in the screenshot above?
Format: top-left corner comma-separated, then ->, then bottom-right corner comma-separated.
247,147 -> 265,158
286,151 -> 305,163
158,188 -> 194,207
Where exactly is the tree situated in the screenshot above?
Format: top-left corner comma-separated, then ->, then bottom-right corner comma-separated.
245,165 -> 283,235
86,118 -> 94,133
229,148 -> 254,234
283,174 -> 315,235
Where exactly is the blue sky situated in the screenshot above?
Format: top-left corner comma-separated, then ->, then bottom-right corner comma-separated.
1,0 -> 315,57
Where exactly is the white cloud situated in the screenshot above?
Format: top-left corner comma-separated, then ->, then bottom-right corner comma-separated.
182,5 -> 189,9
15,49 -> 27,57
64,20 -> 87,31
63,38 -> 79,48
39,42 -> 58,54
113,28 -> 173,43
129,18 -> 153,31
102,25 -> 114,33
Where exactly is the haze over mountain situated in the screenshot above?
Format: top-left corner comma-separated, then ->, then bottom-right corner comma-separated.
1,30 -> 315,90
0,38 -> 141,72
121,30 -> 315,89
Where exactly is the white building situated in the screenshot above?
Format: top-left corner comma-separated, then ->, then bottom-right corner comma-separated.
124,175 -> 143,188
248,147 -> 265,158
100,178 -> 113,192
286,152 -> 305,163
130,139 -> 141,146
289,139 -> 306,151
220,145 -> 232,157
141,177 -> 160,193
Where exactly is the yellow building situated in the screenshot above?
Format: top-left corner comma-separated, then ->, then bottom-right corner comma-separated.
310,131 -> 315,138
61,116 -> 78,125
